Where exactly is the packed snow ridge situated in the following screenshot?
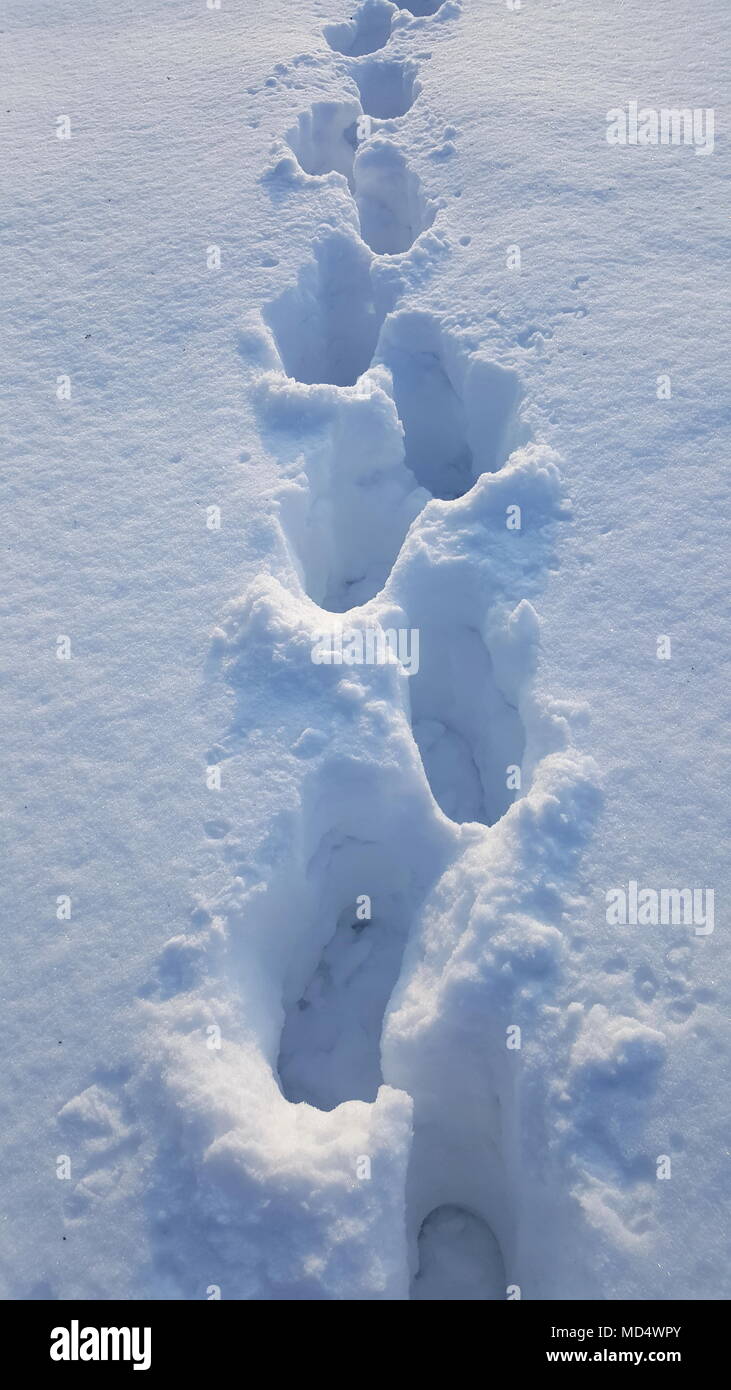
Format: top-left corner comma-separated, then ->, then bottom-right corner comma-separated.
58,0 -> 680,1301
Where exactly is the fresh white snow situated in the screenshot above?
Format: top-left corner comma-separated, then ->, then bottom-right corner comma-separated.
2,0 -> 729,1301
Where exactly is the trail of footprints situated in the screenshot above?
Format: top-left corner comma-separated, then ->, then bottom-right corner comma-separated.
49,0 -> 576,1303
254,0 -> 521,1295
47,2 -> 685,1303
47,0 -> 647,1303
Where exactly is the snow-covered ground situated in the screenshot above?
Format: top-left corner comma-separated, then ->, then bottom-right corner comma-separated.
2,0 -> 729,1300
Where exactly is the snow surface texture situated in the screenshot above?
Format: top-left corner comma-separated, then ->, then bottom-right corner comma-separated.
3,0 -> 729,1301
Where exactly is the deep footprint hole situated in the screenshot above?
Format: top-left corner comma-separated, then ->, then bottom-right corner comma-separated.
271,383 -> 424,613
354,140 -> 435,255
277,884 -> 413,1112
409,620 -> 526,827
412,1205 -> 506,1300
324,0 -> 395,57
286,100 -> 359,183
351,57 -> 420,119
263,230 -> 384,387
377,310 -> 524,499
